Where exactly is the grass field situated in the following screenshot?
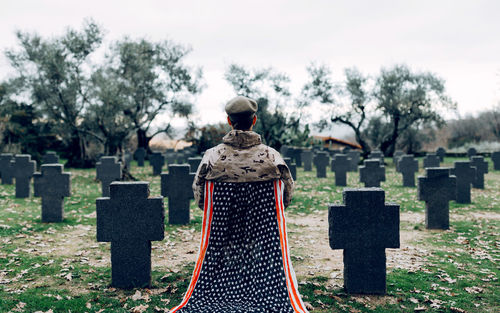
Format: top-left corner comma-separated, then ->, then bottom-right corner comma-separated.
0,157 -> 498,312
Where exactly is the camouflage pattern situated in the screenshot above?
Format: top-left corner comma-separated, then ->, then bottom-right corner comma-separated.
193,130 -> 294,209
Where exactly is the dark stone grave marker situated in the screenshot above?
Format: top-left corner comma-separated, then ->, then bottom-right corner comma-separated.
398,155 -> 418,187
161,165 -> 195,224
329,188 -> 399,294
359,159 -> 385,187
418,168 -> 456,229
331,154 -> 350,186
450,161 -> 476,204
423,153 -> 440,168
313,151 -> 329,178
134,148 -> 146,167
42,152 -> 59,164
291,148 -> 303,167
329,149 -> 342,159
176,151 -> 187,164
96,182 -> 164,288
436,147 -> 446,162
284,157 -> 297,181
470,156 -> 488,189
12,155 -> 36,198
188,157 -> 202,174
280,145 -> 289,157
369,150 -> 384,163
0,153 -> 14,185
34,164 -> 71,222
393,151 -> 404,172
149,152 -> 165,176
165,152 -> 176,165
492,151 -> 500,171
301,150 -> 313,171
347,150 -> 360,172
467,147 -> 477,158
96,157 -> 122,197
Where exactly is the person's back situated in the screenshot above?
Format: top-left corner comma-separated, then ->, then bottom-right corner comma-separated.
170,96 -> 308,313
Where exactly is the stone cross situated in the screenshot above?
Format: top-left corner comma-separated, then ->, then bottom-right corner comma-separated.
96,182 -> 164,288
492,151 -> 500,171
347,151 -> 360,172
149,152 -> 165,176
284,158 -> 297,181
33,164 -> 71,222
418,168 -> 456,229
0,153 -> 14,185
359,159 -> 386,187
436,147 -> 446,162
329,188 -> 399,294
134,148 -> 146,167
450,161 -> 476,204
470,156 -> 488,189
42,151 -> 59,164
369,150 -> 384,163
423,153 -> 440,168
331,154 -> 350,186
96,157 -> 122,197
12,155 -> 36,198
398,155 -> 419,187
313,151 -> 329,178
161,165 -> 195,224
301,150 -> 313,171
393,151 -> 404,172
188,157 -> 203,174
467,147 -> 477,158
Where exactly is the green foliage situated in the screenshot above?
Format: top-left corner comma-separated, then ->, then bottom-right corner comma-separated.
224,64 -> 310,149
185,122 -> 230,153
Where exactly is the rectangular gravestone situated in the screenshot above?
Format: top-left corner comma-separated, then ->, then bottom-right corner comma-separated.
165,152 -> 176,165
96,157 -> 122,197
313,151 -> 329,178
450,161 -> 476,204
346,151 -> 360,172
467,147 -> 477,158
280,145 -> 289,157
161,165 -> 195,224
369,150 -> 384,164
393,151 -> 404,172
331,154 -> 350,186
359,159 -> 385,187
96,182 -> 164,288
423,153 -> 440,168
42,151 -> 59,164
134,148 -> 146,167
470,156 -> 488,189
284,158 -> 297,181
436,147 -> 446,162
301,150 -> 313,171
34,164 -> 71,222
188,157 -> 203,174
291,148 -> 303,167
12,155 -> 36,198
329,188 -> 399,294
149,152 -> 165,176
418,168 -> 456,229
0,153 -> 14,185
176,151 -> 187,164
492,151 -> 500,170
398,155 -> 418,187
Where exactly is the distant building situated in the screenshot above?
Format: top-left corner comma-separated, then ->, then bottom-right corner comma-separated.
312,135 -> 362,150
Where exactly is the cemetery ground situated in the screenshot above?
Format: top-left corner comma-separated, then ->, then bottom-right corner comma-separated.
0,158 -> 498,313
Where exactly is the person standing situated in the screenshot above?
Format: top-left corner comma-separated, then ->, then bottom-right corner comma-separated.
170,96 -> 308,313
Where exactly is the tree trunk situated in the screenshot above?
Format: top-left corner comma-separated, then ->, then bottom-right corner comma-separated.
380,116 -> 400,157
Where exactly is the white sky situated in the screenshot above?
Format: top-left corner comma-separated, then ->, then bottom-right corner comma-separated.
1,0 -> 499,134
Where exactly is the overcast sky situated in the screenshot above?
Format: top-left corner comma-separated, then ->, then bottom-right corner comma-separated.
1,0 -> 499,132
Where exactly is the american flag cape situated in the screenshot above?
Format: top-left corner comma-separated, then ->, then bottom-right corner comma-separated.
169,180 -> 308,313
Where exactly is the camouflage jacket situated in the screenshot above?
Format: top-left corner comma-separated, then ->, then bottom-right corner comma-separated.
192,130 -> 294,209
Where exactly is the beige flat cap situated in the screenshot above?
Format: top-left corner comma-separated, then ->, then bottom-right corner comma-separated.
225,96 -> 258,115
